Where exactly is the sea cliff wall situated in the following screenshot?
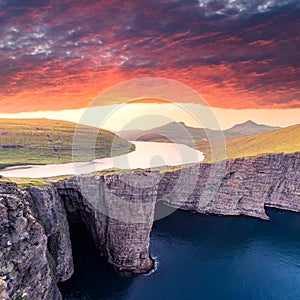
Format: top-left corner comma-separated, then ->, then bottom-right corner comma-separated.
0,152 -> 299,299
159,152 -> 300,219
54,171 -> 159,274
0,182 -> 71,300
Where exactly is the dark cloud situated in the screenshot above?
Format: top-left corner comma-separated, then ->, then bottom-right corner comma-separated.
0,0 -> 299,112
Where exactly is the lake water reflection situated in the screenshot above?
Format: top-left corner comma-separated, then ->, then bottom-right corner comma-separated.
0,141 -> 204,178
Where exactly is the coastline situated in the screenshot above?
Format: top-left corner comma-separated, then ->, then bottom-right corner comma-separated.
0,151 -> 299,299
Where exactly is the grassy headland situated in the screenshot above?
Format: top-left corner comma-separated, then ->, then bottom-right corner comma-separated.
0,118 -> 135,165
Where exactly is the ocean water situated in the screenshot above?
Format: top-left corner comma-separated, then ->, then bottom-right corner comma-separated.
59,206 -> 300,300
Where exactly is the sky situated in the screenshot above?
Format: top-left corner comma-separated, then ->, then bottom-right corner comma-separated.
1,104 -> 300,131
0,0 -> 299,128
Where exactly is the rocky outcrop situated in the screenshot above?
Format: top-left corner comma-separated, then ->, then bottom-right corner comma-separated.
54,171 -> 160,273
0,152 -> 299,299
0,182 -> 64,300
25,186 -> 73,282
158,152 -> 300,219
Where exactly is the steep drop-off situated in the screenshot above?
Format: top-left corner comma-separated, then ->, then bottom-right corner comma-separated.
54,171 -> 159,274
159,152 -> 300,219
0,152 -> 299,299
0,182 -> 73,300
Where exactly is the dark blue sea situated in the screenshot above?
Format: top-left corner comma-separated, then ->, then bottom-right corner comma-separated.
59,206 -> 300,300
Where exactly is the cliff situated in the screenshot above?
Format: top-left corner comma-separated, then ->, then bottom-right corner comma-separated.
54,171 -> 159,273
0,152 -> 299,299
0,182 -> 72,300
158,152 -> 300,219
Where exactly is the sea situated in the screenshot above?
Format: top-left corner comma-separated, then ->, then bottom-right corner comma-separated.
59,205 -> 300,300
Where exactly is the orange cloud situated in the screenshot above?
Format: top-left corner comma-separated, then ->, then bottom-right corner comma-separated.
0,0 -> 299,113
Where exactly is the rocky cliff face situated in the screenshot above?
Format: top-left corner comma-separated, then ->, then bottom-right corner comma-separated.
54,171 -> 159,273
0,182 -> 71,300
26,186 -> 74,282
158,152 -> 300,219
0,152 -> 299,299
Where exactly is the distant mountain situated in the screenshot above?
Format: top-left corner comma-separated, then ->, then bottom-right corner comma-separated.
118,122 -> 214,142
224,120 -> 280,137
117,120 -> 280,142
118,122 -> 211,142
0,118 -> 134,165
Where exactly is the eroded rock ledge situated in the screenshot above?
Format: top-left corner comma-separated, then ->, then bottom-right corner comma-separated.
159,152 -> 300,219
0,182 -> 72,300
0,152 -> 299,299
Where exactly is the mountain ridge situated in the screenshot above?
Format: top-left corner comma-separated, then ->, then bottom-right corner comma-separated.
117,120 -> 280,142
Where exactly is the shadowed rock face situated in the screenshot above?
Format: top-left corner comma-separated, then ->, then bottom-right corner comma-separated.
26,186 -> 74,282
54,171 -> 160,274
158,152 -> 300,219
0,182 -> 68,300
0,152 -> 299,299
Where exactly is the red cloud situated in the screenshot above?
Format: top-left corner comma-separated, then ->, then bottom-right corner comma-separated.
0,0 -> 299,112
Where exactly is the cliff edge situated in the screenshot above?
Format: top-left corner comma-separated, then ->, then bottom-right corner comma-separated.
0,152 -> 299,299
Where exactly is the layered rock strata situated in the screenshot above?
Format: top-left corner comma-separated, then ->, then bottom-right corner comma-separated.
54,171 -> 160,273
0,182 -> 70,300
0,152 -> 299,299
158,152 -> 300,219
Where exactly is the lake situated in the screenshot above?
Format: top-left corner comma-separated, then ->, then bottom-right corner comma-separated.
0,141 -> 204,178
59,205 -> 300,300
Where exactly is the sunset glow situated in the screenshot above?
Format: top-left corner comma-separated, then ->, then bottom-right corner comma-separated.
0,105 -> 299,131
1,0 -> 299,114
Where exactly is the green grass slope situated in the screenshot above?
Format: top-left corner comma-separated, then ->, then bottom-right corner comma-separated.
197,124 -> 300,162
0,118 -> 134,165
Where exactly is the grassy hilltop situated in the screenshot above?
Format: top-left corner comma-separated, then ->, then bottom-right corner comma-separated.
198,124 -> 300,162
0,118 -> 134,166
